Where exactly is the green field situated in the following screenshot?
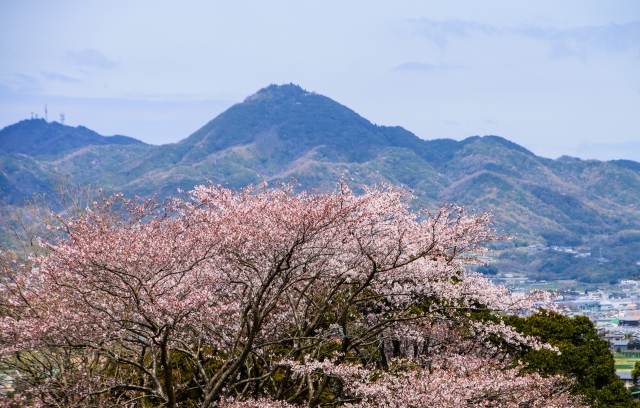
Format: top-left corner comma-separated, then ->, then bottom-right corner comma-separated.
614,352 -> 640,371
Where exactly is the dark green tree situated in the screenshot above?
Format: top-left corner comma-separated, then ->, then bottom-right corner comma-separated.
504,311 -> 638,408
632,362 -> 640,387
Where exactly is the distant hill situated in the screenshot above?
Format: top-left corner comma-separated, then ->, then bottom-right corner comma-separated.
0,118 -> 146,157
2,84 -> 640,284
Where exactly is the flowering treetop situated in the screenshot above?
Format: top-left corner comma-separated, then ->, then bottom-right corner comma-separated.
0,181 -> 580,407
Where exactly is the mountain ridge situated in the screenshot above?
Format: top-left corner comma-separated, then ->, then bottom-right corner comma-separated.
2,83 -> 640,284
0,118 -> 146,157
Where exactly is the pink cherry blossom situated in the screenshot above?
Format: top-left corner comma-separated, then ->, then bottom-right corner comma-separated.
0,181 -> 581,407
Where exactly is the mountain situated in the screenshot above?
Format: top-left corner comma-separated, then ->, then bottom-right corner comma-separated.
0,118 -> 146,157
0,118 -> 147,201
2,84 -> 640,284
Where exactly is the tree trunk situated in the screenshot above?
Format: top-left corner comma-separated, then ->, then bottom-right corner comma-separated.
160,330 -> 177,408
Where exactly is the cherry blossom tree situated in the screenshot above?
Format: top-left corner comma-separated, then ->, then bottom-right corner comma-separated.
0,181 -> 582,407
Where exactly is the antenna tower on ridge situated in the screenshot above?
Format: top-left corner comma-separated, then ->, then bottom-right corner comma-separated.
45,104 -> 48,122
60,112 -> 65,125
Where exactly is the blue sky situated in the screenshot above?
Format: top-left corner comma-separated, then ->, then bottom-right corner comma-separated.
1,1 -> 639,160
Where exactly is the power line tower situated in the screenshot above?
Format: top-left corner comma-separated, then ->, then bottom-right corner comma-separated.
44,104 -> 48,122
60,112 -> 65,125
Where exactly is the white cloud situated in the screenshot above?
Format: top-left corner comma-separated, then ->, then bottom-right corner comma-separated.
411,19 -> 640,57
0,73 -> 42,93
41,71 -> 82,83
63,49 -> 118,69
519,22 -> 640,58
395,62 -> 437,71
409,19 -> 503,48
394,62 -> 464,72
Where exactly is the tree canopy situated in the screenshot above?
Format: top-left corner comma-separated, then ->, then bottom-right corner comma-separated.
504,311 -> 638,408
0,182 -> 584,407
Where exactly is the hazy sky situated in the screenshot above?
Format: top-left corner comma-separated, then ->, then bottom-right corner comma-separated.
1,1 -> 639,160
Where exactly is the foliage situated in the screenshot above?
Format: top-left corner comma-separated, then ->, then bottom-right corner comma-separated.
0,182 -> 579,407
632,362 -> 640,387
504,311 -> 638,408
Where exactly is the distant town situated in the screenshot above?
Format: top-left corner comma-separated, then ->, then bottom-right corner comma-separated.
496,272 -> 640,388
525,244 -> 610,262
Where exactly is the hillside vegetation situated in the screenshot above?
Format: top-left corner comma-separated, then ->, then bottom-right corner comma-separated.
2,84 -> 640,282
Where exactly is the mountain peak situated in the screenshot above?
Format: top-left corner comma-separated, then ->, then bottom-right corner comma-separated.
177,83 -> 432,167
245,83 -> 310,102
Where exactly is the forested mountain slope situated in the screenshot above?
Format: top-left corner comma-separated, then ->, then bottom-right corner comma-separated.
2,83 -> 640,282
